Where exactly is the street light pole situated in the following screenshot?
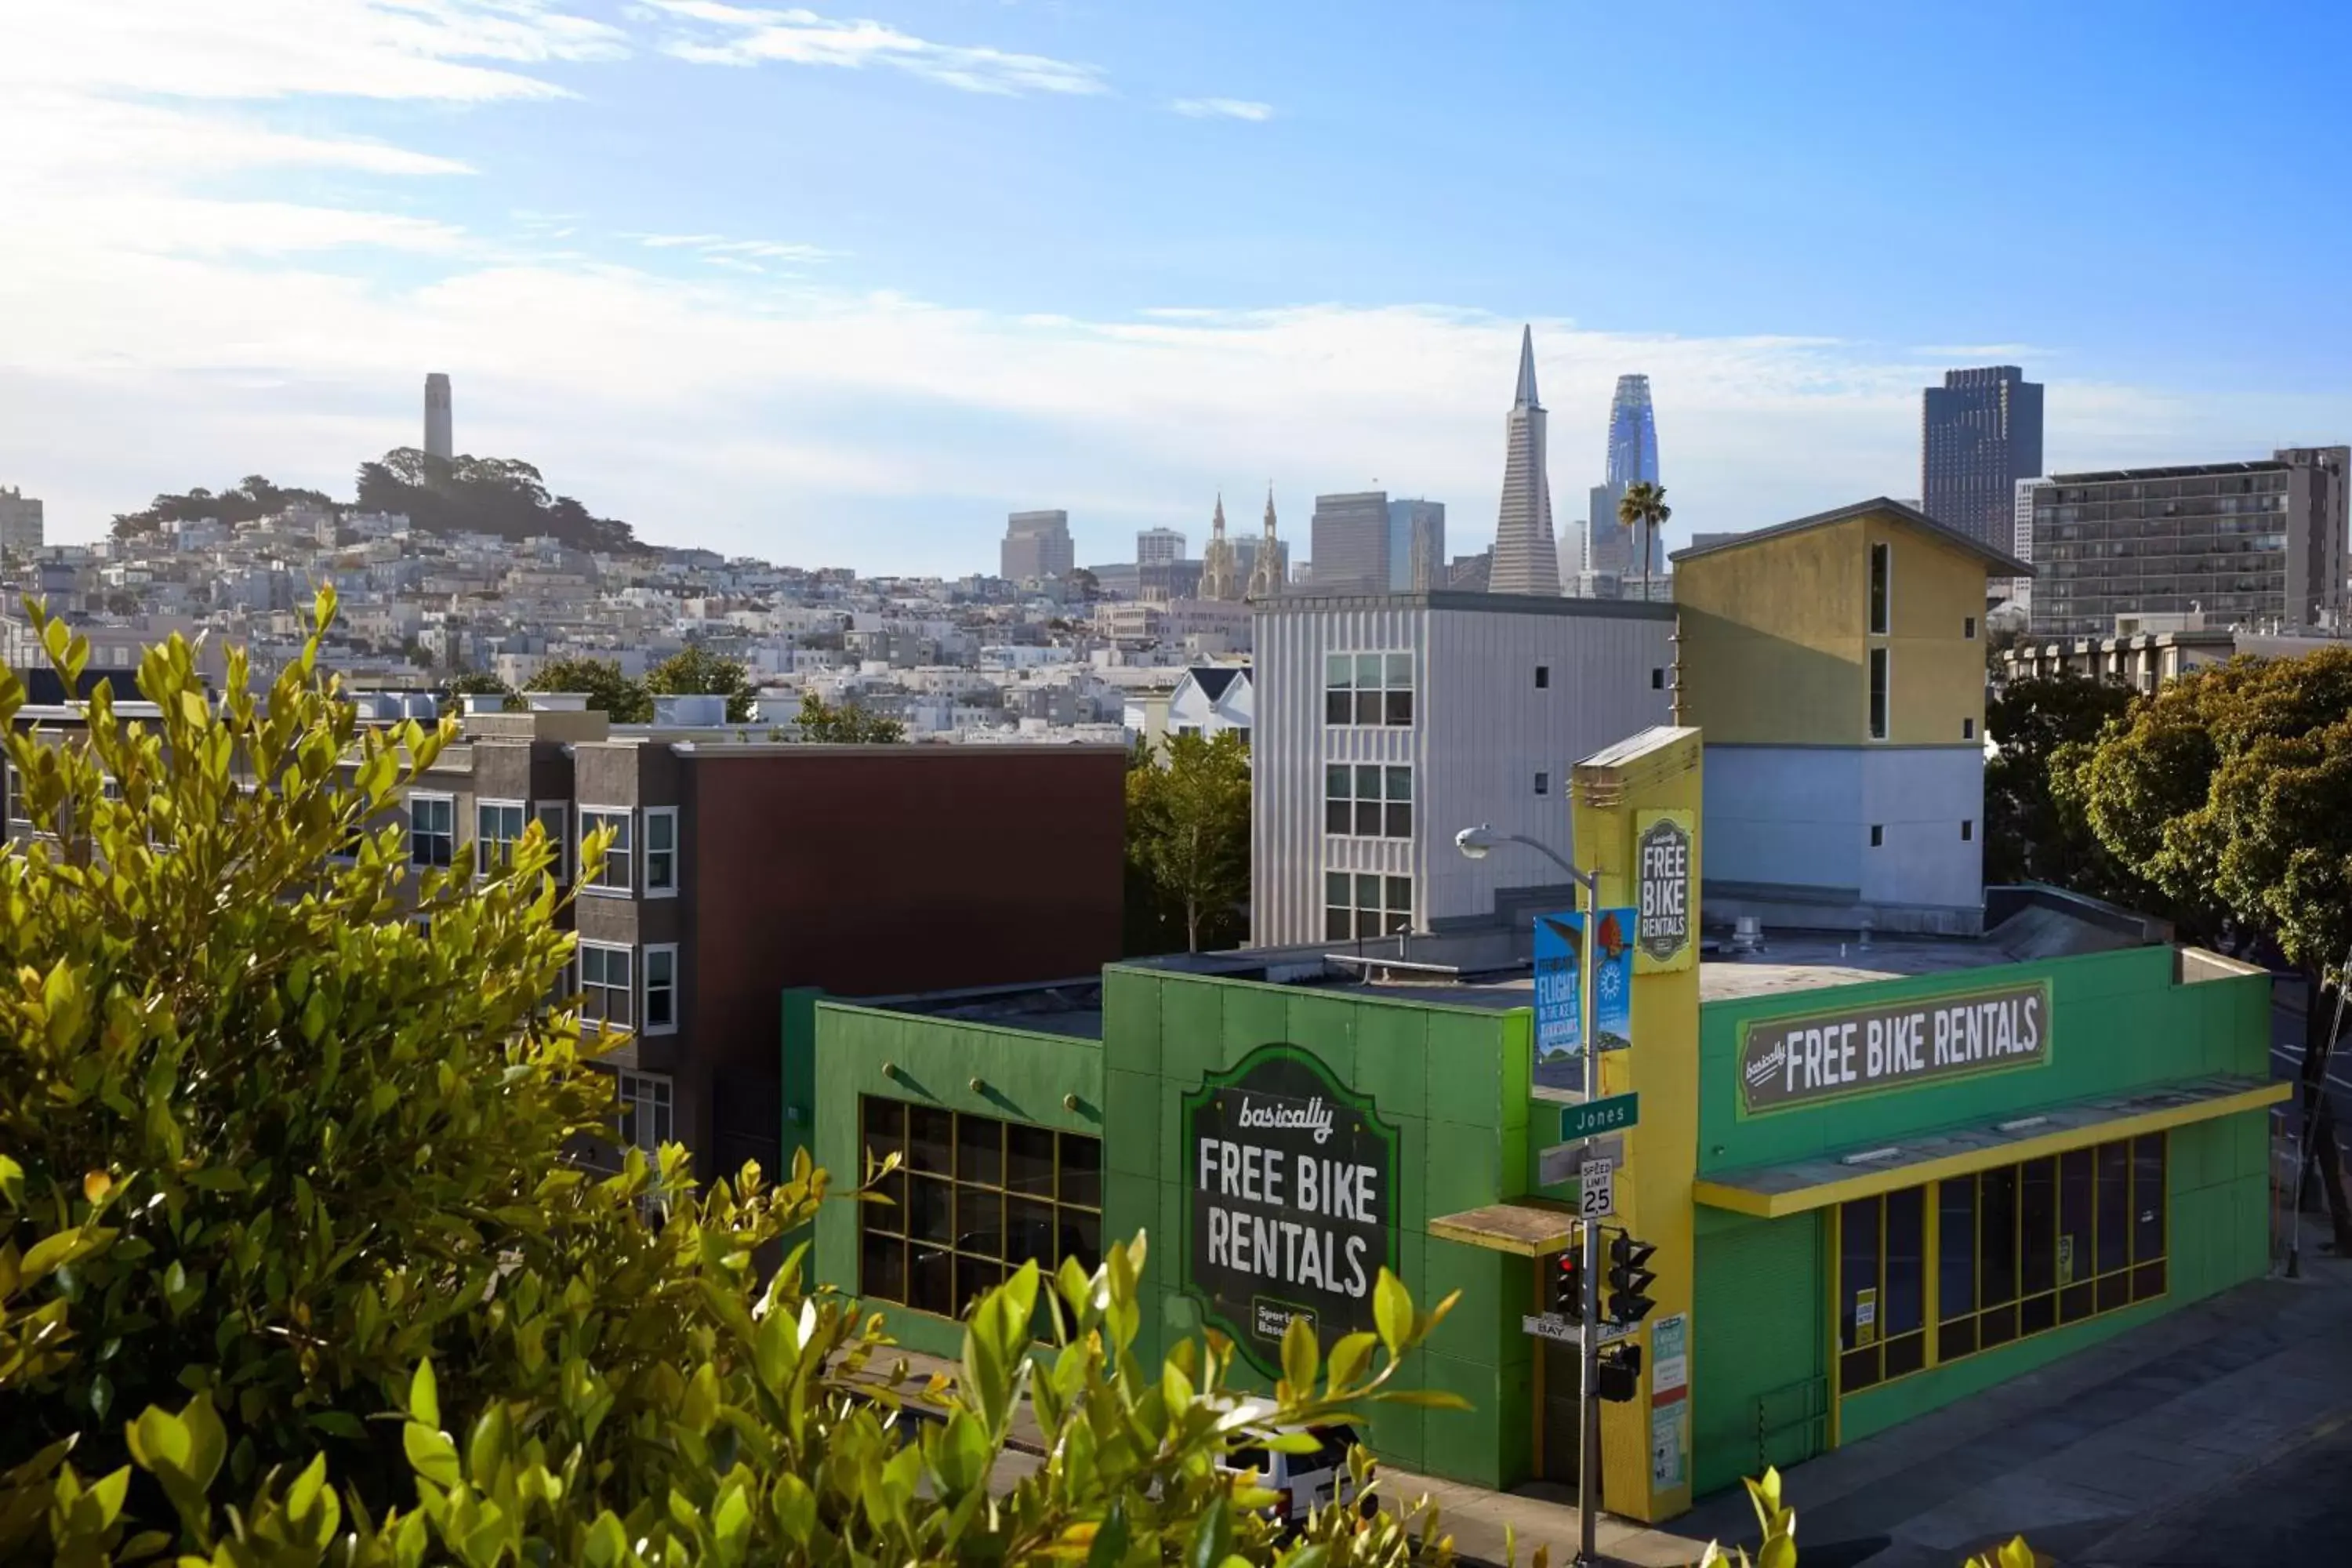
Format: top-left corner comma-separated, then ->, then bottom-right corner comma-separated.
1454,825 -> 1606,1566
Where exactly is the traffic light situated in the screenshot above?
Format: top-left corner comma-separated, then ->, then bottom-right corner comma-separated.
1596,1341 -> 1643,1403
1551,1249 -> 1584,1320
1606,1230 -> 1657,1327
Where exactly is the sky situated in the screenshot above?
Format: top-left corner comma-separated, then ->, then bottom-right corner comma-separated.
2,0 -> 2347,575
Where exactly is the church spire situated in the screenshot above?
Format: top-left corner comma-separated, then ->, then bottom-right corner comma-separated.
1200,489 -> 1241,601
1246,485 -> 1283,600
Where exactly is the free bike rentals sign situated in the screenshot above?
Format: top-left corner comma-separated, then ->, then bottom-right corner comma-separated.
1184,1044 -> 1399,1367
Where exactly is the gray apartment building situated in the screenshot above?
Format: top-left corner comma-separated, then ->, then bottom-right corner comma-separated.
1249,590 -> 1675,946
2026,447 -> 2349,635
1923,366 -> 2044,553
1000,510 -> 1076,582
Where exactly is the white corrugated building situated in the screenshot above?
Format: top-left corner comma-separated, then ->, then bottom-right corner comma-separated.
1250,590 -> 1675,946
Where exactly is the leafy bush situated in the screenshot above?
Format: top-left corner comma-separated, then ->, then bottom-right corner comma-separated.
0,594 -> 1467,1564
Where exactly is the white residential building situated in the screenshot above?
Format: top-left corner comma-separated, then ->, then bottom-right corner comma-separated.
1166,665 -> 1252,742
1250,590 -> 1675,946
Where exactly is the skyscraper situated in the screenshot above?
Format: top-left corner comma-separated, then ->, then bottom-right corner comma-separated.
1488,326 -> 1561,596
424,372 -> 453,461
1137,527 -> 1186,566
0,486 -> 43,560
1386,499 -> 1445,591
1000,510 -> 1075,582
1310,491 -> 1390,595
1922,366 -> 2045,553
1605,373 -> 1659,488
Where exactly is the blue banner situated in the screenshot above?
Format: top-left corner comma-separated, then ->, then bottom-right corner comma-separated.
1533,909 -> 1636,1091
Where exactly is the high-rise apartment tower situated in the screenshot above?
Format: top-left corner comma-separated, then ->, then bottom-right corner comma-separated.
1001,510 -> 1076,583
1310,492 -> 1392,596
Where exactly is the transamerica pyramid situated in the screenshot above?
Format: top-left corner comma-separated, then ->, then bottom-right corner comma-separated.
1487,325 -> 1562,596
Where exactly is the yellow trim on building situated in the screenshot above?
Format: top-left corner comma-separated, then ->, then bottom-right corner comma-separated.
1693,1080 -> 2288,1219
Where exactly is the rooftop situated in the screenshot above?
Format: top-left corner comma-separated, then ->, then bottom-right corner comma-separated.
1255,590 -> 1673,621
855,887 -> 2165,1042
1669,496 -> 2033,579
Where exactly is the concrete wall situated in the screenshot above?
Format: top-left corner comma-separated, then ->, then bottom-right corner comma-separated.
1704,745 -> 1985,912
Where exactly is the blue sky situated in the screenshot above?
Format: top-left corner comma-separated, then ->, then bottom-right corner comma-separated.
2,0 -> 2346,572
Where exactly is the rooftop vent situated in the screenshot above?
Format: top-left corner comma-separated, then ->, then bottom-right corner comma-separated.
1730,915 -> 1766,956
525,691 -> 590,713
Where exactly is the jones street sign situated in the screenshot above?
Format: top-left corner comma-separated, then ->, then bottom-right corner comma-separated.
1560,1091 -> 1640,1144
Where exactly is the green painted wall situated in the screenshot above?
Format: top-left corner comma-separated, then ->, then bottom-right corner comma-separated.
1690,1205 -> 1825,1497
780,987 -> 822,1181
811,1002 -> 1105,1359
1697,946 -> 2270,1178
1108,964 -> 1538,1490
1687,949 -> 2274,1486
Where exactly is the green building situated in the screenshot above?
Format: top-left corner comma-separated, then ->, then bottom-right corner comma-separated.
799,728 -> 2284,1520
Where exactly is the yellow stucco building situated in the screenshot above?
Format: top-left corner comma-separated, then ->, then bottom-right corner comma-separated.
1671,499 -> 2029,934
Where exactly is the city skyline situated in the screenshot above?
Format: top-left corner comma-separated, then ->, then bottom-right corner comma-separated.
2,2 -> 2348,575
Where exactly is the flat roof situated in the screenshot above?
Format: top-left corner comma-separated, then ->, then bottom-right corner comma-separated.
1255,590 -> 1674,622
2045,460 -> 2286,484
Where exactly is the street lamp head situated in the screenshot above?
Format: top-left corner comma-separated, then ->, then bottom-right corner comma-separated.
1454,823 -> 1497,861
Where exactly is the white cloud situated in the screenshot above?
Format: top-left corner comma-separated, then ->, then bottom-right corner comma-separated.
645,2 -> 1109,96
0,0 -> 625,102
1172,97 -> 1272,122
626,233 -> 836,265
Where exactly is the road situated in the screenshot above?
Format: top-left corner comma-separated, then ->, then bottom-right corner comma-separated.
2082,1410 -> 2352,1565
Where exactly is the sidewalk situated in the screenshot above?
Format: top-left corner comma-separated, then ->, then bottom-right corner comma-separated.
1675,1253 -> 2352,1567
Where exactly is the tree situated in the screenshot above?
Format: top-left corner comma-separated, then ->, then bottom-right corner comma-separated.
0,593 -> 1475,1565
1127,730 -> 1252,952
2063,648 -> 2352,1250
527,655 -> 652,723
354,448 -> 639,552
648,645 -> 755,723
1617,481 -> 1671,602
1983,672 -> 2140,891
796,689 -> 906,743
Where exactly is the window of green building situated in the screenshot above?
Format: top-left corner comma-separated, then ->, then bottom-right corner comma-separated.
857,1096 -> 1102,1320
1836,1133 -> 2166,1392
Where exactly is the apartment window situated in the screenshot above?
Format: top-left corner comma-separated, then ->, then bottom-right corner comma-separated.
1837,1186 -> 1927,1392
1324,872 -> 1412,943
5,766 -> 29,833
579,807 -> 633,893
1935,1136 -> 2165,1364
1962,717 -> 1976,741
1869,542 -> 1891,634
1324,651 -> 1414,727
1534,665 -> 1551,689
1868,648 -> 1890,741
579,942 -> 633,1029
858,1097 -> 1102,1320
642,944 -> 677,1033
1534,771 -> 1550,797
616,1070 -> 673,1157
1962,819 -> 1974,841
1324,764 -> 1412,838
1964,615 -> 1978,641
408,794 -> 455,868
644,807 -> 678,897
476,800 -> 528,874
1651,667 -> 1667,691
534,803 -> 569,881
1870,824 -> 1885,848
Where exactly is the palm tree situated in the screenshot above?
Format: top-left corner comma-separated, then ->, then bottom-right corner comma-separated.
1617,481 -> 1671,602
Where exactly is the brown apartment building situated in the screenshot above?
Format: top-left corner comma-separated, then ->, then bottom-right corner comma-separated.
7,691 -> 1128,1188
